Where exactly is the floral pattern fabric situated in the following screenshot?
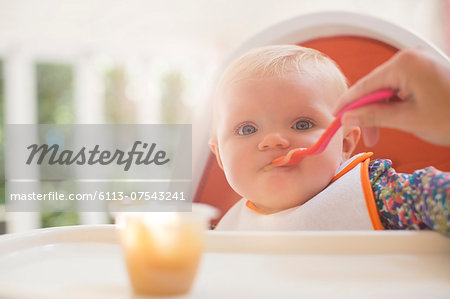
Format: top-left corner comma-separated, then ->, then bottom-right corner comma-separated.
369,159 -> 449,234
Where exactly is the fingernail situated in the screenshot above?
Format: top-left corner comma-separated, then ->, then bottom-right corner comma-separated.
342,116 -> 360,126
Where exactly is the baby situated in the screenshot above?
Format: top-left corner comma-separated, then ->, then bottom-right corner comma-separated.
209,45 -> 449,232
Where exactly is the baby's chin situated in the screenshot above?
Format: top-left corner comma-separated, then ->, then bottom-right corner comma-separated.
257,169 -> 302,190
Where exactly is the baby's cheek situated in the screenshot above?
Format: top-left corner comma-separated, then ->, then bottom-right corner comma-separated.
221,155 -> 250,196
317,134 -> 344,171
304,153 -> 340,189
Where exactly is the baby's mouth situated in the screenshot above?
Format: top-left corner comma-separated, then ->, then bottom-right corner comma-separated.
262,149 -> 304,172
262,162 -> 296,172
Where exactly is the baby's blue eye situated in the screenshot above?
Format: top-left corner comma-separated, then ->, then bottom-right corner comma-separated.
292,120 -> 313,130
238,124 -> 257,135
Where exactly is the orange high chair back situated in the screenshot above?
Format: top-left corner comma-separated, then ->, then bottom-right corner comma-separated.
192,12 -> 450,225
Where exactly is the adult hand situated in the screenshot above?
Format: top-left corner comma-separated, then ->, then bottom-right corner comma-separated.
335,48 -> 450,147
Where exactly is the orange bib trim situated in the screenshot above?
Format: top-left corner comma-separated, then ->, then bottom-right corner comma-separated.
331,152 -> 373,182
246,200 -> 272,215
360,157 -> 384,230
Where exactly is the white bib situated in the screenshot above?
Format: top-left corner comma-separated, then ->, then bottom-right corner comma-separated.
215,153 -> 375,231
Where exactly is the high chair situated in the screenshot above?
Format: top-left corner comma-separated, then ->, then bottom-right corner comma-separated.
193,11 -> 450,224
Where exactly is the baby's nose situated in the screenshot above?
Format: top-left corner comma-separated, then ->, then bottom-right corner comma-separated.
258,133 -> 290,150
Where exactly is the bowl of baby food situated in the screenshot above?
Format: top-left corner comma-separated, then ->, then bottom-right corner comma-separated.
115,203 -> 218,296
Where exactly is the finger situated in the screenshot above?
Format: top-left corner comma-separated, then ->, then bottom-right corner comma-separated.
361,127 -> 379,147
340,114 -> 380,147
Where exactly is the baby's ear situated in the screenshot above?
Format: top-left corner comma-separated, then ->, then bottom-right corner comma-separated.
341,126 -> 361,160
208,139 -> 224,170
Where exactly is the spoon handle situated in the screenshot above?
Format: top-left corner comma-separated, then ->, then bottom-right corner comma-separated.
337,89 -> 394,118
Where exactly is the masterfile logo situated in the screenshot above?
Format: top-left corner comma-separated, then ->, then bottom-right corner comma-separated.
5,124 -> 191,180
26,141 -> 170,171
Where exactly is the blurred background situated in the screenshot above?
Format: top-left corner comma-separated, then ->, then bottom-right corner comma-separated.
0,0 -> 448,233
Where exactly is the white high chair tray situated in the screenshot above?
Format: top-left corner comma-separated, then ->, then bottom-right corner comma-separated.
0,225 -> 449,299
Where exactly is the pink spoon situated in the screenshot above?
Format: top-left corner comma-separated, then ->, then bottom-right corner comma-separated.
270,89 -> 395,167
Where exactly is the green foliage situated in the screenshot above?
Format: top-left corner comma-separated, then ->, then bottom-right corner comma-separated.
41,211 -> 79,228
37,63 -> 78,227
36,63 -> 74,124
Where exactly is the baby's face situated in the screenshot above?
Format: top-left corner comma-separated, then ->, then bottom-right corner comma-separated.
211,73 -> 357,213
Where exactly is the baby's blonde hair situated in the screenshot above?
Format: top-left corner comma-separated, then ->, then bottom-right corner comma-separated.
211,45 -> 348,138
